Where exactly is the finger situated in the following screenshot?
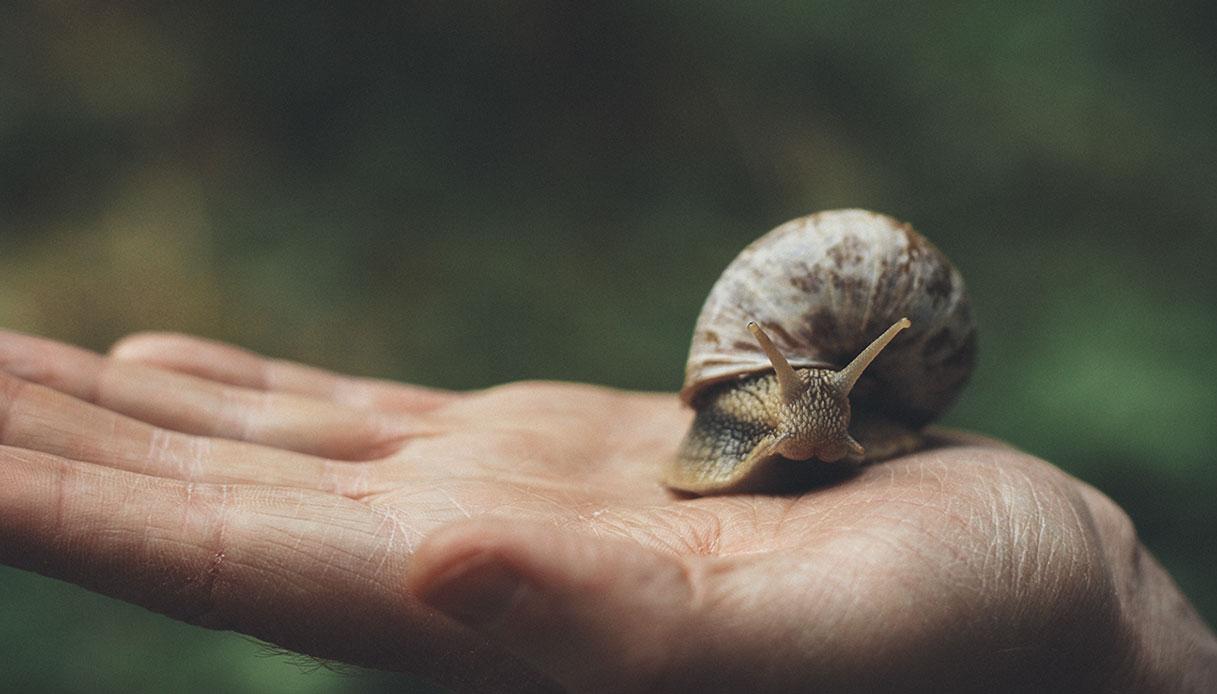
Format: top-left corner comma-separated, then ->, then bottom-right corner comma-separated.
407,518 -> 707,693
0,370 -> 373,493
0,444 -> 378,627
0,447 -> 540,689
0,331 -> 430,460
109,332 -> 459,413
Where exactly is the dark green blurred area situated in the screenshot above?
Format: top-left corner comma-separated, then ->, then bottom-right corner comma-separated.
2,2 -> 1215,691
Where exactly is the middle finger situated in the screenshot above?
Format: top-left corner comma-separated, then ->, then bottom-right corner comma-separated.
0,370 -> 375,495
0,331 -> 438,461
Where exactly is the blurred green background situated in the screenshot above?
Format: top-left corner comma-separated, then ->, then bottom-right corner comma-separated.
2,1 -> 1215,691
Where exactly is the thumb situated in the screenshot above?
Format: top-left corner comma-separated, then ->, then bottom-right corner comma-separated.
407,518 -> 704,693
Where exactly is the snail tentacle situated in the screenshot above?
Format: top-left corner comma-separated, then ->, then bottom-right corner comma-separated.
831,317 -> 911,397
747,321 -> 803,404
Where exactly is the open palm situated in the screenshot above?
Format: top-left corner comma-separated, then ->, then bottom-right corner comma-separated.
0,331 -> 1205,692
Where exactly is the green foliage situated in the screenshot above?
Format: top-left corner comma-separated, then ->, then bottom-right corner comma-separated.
2,1 -> 1215,690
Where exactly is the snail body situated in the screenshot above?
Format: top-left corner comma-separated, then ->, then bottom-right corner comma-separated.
667,210 -> 976,495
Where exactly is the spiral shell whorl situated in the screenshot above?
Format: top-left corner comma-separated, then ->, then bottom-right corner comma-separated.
681,209 -> 975,429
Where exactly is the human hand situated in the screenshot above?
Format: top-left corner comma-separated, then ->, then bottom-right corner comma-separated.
0,331 -> 1213,692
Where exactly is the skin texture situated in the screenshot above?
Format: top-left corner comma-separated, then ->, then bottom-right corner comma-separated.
0,330 -> 1215,692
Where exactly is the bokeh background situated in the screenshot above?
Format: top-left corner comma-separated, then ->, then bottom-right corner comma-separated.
3,2 -> 1216,691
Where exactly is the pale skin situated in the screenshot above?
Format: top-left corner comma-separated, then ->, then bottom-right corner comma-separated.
0,331 -> 1215,693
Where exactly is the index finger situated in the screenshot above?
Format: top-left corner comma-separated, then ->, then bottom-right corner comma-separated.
109,332 -> 460,414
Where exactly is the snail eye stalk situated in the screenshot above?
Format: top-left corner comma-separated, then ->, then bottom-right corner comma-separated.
832,318 -> 911,397
747,321 -> 803,404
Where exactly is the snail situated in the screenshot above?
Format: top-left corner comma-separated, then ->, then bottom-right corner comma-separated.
666,209 -> 976,495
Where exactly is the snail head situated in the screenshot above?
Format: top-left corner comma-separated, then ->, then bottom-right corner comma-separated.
747,318 -> 911,463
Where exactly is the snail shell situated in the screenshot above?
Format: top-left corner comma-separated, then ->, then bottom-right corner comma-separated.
667,209 -> 976,494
